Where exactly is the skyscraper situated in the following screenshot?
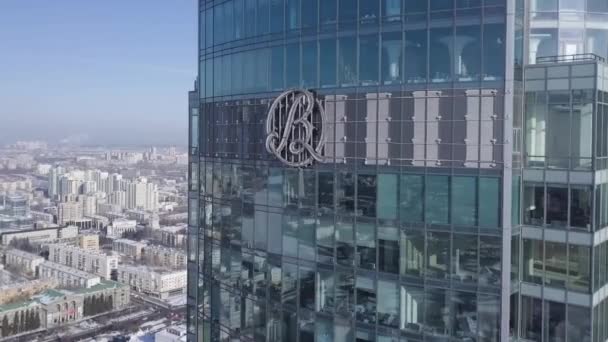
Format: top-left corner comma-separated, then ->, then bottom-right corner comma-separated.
188,0 -> 605,341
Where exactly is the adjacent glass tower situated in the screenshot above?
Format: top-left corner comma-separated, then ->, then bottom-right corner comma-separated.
188,0 -> 535,341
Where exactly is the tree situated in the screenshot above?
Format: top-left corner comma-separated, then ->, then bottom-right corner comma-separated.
2,315 -> 8,337
19,310 -> 25,333
32,311 -> 40,329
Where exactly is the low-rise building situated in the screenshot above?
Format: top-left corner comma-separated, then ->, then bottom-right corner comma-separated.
0,299 -> 43,337
117,265 -> 186,299
47,244 -> 119,279
142,245 -> 186,269
155,225 -> 186,248
0,225 -> 78,245
4,249 -> 44,276
0,277 -> 57,305
112,239 -> 146,260
38,261 -> 101,288
106,219 -> 136,238
155,324 -> 187,342
78,234 -> 99,251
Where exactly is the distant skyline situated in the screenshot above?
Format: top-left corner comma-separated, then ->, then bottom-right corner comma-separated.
0,0 -> 197,146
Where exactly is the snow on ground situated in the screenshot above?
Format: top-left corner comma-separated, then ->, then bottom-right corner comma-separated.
163,294 -> 186,306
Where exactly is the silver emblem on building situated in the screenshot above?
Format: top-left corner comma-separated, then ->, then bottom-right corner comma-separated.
266,89 -> 326,167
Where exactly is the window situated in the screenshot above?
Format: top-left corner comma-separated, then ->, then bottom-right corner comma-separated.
568,244 -> 590,293
479,177 -> 500,227
357,174 -> 376,217
521,296 -> 542,341
335,270 -> 354,316
381,32 -> 402,84
286,43 -> 301,87
270,0 -> 284,33
427,232 -> 450,279
359,34 -> 379,85
400,174 -> 424,222
482,23 -> 505,80
425,175 -> 449,224
377,174 -> 397,219
377,279 -> 398,328
302,41 -> 318,88
338,37 -> 357,86
356,218 -> 376,269
523,183 -> 544,226
430,27 -> 453,83
452,176 -> 476,226
546,186 -> 567,228
452,291 -> 477,340
301,0 -> 317,29
316,269 -> 334,313
452,234 -> 478,283
320,39 -> 336,87
425,289 -> 449,335
317,213 -> 334,264
271,46 -> 284,90
480,236 -> 501,286
378,225 -> 399,273
404,30 -> 427,83
456,25 -> 481,81
523,239 -> 543,284
400,284 -> 424,332
478,294 -> 500,341
568,305 -> 591,342
335,217 -> 354,267
286,0 -> 300,30
399,230 -> 424,278
544,242 -> 567,288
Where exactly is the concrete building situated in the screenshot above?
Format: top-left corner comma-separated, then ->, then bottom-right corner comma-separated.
0,277 -> 56,305
143,245 -> 186,269
106,219 -> 137,238
155,324 -> 187,342
4,249 -> 44,276
0,225 -> 78,245
1,194 -> 29,217
117,265 -> 185,299
38,261 -> 101,288
78,195 -> 97,217
0,300 -> 43,337
30,210 -> 54,224
47,244 -> 119,279
155,225 -> 186,248
112,238 -> 146,260
57,201 -> 82,225
78,234 -> 99,251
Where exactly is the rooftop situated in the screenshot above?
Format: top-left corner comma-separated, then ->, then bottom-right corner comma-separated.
40,260 -> 101,279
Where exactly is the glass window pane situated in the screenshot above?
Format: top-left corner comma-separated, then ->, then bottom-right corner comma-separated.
381,32 -> 402,84
430,27 -> 453,83
482,23 -> 505,80
258,0 -> 270,34
452,176 -> 477,226
320,0 -> 337,26
377,279 -> 399,328
544,241 -> 567,288
479,236 -> 501,286
286,0 -> 300,30
523,239 -> 543,284
360,0 -> 379,22
523,183 -> 544,226
544,301 -> 565,342
400,230 -> 424,277
336,217 -> 354,266
357,174 -> 377,217
546,186 -> 567,228
521,296 -> 542,341
286,43 -> 301,87
425,288 -> 450,335
301,0 -> 318,28
271,46 -> 285,90
404,29 -> 427,83
299,266 -> 315,310
359,34 -> 379,85
356,218 -> 376,269
378,174 -> 397,219
378,225 -> 399,274
320,39 -> 337,87
568,305 -> 591,342
302,41 -> 318,88
479,177 -> 500,227
400,174 -> 424,222
568,244 -> 590,293
452,291 -> 477,340
339,37 -> 357,86
425,175 -> 449,224
400,284 -> 424,332
478,294 -> 500,341
270,0 -> 284,33
316,269 -> 334,313
452,234 -> 478,283
427,231 -> 450,279
338,0 -> 357,24
456,25 -> 481,81
335,270 -> 354,316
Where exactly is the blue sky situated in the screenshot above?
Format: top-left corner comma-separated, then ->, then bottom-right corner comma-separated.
0,0 -> 197,145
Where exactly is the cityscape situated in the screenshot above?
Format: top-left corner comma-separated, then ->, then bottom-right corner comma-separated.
2,0 -> 608,341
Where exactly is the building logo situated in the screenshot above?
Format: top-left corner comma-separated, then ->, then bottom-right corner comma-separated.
266,89 -> 326,167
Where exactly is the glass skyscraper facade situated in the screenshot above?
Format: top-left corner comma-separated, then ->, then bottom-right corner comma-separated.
187,0 -> 605,341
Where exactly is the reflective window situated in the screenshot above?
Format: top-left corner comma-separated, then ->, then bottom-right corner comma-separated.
546,186 -> 567,228
544,241 -> 567,288
377,279 -> 398,328
404,30 -> 427,83
320,39 -> 337,87
482,23 -> 505,80
301,0 -> 317,29
400,230 -> 424,277
452,234 -> 478,283
335,270 -> 354,316
258,0 -> 270,34
479,177 -> 500,227
427,232 -> 450,279
544,301 -> 565,342
523,239 -> 543,284
319,0 -> 337,26
452,176 -> 476,226
359,34 -> 379,85
400,174 -> 424,222
336,217 -> 354,267
523,183 -> 544,226
338,37 -> 357,86
357,174 -> 377,217
378,225 -> 399,273
568,244 -> 590,293
377,174 -> 397,220
270,0 -> 284,33
478,294 -> 500,341
521,296 -> 542,341
357,219 -> 376,270
425,288 -> 449,335
400,284 -> 424,332
425,175 -> 449,224
286,0 -> 300,30
452,291 -> 477,340
302,41 -> 318,88
568,305 -> 591,342
286,43 -> 301,87
271,46 -> 284,90
456,25 -> 481,81
430,28 -> 453,83
381,32 -> 402,84
479,236 -> 501,286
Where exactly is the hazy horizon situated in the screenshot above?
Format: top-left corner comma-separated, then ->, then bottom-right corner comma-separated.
0,0 -> 197,146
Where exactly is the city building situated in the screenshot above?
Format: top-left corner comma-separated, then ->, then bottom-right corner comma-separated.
0,225 -> 78,245
142,245 -> 186,269
155,224 -> 186,248
155,324 -> 187,342
112,238 -> 146,260
38,261 -> 101,288
57,201 -> 82,225
117,265 -> 185,299
47,243 -> 119,279
4,249 -> 44,276
0,299 -> 43,336
78,234 -> 99,251
1,194 -> 29,217
106,218 -> 137,238
0,277 -> 56,305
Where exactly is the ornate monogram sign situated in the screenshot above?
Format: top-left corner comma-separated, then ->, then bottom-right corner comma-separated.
265,89 -> 326,167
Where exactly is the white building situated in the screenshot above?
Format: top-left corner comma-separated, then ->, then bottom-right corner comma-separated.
117,265 -> 186,298
1,225 -> 78,245
57,201 -> 82,225
47,243 -> 119,279
4,248 -> 45,275
143,245 -> 187,269
125,178 -> 158,211
38,261 -> 101,288
112,238 -> 146,260
78,234 -> 99,250
155,324 -> 187,342
106,219 -> 137,238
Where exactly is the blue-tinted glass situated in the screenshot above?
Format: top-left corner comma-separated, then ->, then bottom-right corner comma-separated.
359,34 -> 379,85
302,41 -> 318,88
214,58 -> 221,95
377,174 -> 397,219
405,0 -> 428,13
339,37 -> 357,86
430,27 -> 453,83
404,29 -> 427,83
224,2 -> 234,42
213,5 -> 223,44
286,0 -> 300,30
244,50 -> 257,92
382,0 -> 402,21
320,0 -> 337,26
244,0 -> 256,37
479,177 -> 500,227
381,32 -> 402,84
431,0 -> 453,11
199,11 -> 206,49
258,0 -> 270,34
360,0 -> 379,23
270,0 -> 284,33
338,0 -> 357,24
483,23 -> 505,81
456,25 -> 481,81
425,175 -> 449,224
301,0 -> 318,29
205,60 -> 213,97
205,9 -> 213,48
234,0 -> 244,40
222,54 -> 232,95
286,43 -> 300,87
320,39 -> 337,87
452,176 -> 477,226
271,46 -> 285,90
256,48 -> 270,91
400,174 -> 424,222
